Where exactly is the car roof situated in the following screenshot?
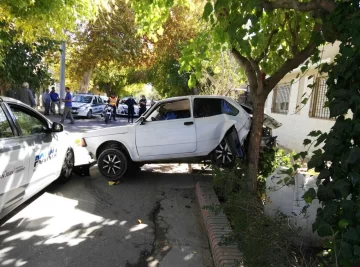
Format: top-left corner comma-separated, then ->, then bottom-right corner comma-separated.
156,95 -> 234,103
0,96 -> 22,104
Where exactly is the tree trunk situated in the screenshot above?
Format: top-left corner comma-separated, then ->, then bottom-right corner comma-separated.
79,69 -> 93,93
246,94 -> 266,193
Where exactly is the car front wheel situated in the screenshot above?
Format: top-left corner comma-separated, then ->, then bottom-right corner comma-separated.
98,148 -> 128,180
86,110 -> 92,119
58,148 -> 74,183
212,137 -> 235,168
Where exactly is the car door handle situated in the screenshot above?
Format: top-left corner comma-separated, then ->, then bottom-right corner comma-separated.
184,122 -> 193,126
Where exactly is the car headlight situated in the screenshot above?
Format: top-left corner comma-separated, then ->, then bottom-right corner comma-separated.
79,106 -> 88,111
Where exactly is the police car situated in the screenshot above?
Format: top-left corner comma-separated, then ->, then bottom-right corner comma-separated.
71,94 -> 106,118
0,96 -> 92,219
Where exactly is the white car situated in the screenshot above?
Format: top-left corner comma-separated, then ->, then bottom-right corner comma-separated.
71,94 -> 106,118
116,97 -> 141,117
81,95 -> 281,180
0,96 -> 93,219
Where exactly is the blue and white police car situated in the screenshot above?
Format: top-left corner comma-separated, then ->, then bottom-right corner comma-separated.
71,94 -> 106,118
0,96 -> 92,219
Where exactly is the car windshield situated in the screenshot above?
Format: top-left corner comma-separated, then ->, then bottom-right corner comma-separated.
73,95 -> 92,103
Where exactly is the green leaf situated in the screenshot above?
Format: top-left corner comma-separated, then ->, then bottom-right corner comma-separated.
329,100 -> 349,117
301,97 -> 308,105
308,75 -> 314,80
354,245 -> 360,256
303,138 -> 312,146
303,188 -> 316,203
316,222 -> 333,237
315,133 -> 328,147
188,73 -> 196,88
308,130 -> 322,137
339,219 -> 350,229
317,184 -> 335,201
349,172 -> 360,186
347,147 -> 360,165
344,227 -> 359,242
203,2 -> 213,20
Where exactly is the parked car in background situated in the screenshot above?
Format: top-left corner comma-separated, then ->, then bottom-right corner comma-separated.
81,95 -> 282,180
71,93 -> 106,118
116,97 -> 141,117
0,96 -> 93,219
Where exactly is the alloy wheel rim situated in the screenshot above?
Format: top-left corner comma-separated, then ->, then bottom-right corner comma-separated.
102,154 -> 122,175
215,141 -> 234,164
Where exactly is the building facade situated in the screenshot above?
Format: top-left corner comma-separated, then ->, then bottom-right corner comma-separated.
264,42 -> 341,153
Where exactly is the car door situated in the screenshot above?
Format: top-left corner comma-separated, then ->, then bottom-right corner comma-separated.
97,96 -> 105,113
91,96 -> 99,114
7,103 -> 66,196
0,104 -> 30,214
135,98 -> 197,157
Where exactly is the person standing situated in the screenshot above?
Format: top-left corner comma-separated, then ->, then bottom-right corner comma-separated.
50,87 -> 60,115
139,95 -> 147,117
60,87 -> 75,124
18,82 -> 35,107
42,89 -> 51,115
125,95 -> 137,123
108,94 -> 117,121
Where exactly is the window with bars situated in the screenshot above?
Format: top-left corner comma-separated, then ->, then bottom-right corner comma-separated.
271,83 -> 291,114
309,78 -> 331,119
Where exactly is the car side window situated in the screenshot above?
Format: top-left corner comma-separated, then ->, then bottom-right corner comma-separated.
9,105 -> 47,136
193,98 -> 222,118
221,100 -> 239,116
98,97 -> 103,104
93,97 -> 98,105
146,99 -> 191,122
0,106 -> 14,138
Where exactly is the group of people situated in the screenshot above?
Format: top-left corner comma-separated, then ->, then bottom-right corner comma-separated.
42,86 -> 74,124
42,87 -> 60,115
9,82 -> 154,125
107,94 -> 150,123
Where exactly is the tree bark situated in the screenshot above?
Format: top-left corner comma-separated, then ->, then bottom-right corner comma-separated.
79,69 -> 93,93
247,93 -> 266,193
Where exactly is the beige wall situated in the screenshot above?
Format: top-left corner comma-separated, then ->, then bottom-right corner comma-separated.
265,42 -> 341,153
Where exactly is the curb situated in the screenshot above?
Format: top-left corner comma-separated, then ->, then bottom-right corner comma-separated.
196,182 -> 243,267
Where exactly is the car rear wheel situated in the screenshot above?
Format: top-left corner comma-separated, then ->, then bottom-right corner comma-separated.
212,137 -> 235,168
58,148 -> 74,183
98,148 -> 128,180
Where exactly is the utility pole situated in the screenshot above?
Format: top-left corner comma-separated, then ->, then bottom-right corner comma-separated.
59,41 -> 66,99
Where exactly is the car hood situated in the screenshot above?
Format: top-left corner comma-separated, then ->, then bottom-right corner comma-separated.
240,104 -> 282,129
72,102 -> 89,108
82,125 -> 130,138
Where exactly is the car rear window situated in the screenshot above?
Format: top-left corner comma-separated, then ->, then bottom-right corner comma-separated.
194,98 -> 239,118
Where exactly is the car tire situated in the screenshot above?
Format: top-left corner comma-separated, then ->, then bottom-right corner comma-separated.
86,110 -> 92,119
98,148 -> 128,180
212,137 -> 236,168
58,148 -> 75,183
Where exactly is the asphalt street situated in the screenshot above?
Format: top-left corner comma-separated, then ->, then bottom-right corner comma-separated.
0,114 -> 214,267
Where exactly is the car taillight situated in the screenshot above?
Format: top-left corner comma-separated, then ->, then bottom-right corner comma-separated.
81,138 -> 87,147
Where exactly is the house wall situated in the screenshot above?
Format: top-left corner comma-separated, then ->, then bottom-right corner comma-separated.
265,168 -> 323,247
264,42 -> 341,153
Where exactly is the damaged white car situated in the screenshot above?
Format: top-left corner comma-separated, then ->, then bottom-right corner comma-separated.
81,95 -> 281,180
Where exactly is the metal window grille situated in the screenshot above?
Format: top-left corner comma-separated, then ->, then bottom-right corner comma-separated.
309,78 -> 331,119
271,83 -> 291,114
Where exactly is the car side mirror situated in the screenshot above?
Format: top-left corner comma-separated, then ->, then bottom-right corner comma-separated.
52,122 -> 64,132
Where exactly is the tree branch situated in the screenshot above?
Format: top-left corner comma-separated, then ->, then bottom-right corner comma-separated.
255,29 -> 278,63
264,23 -> 321,94
231,48 -> 258,90
262,0 -> 335,13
